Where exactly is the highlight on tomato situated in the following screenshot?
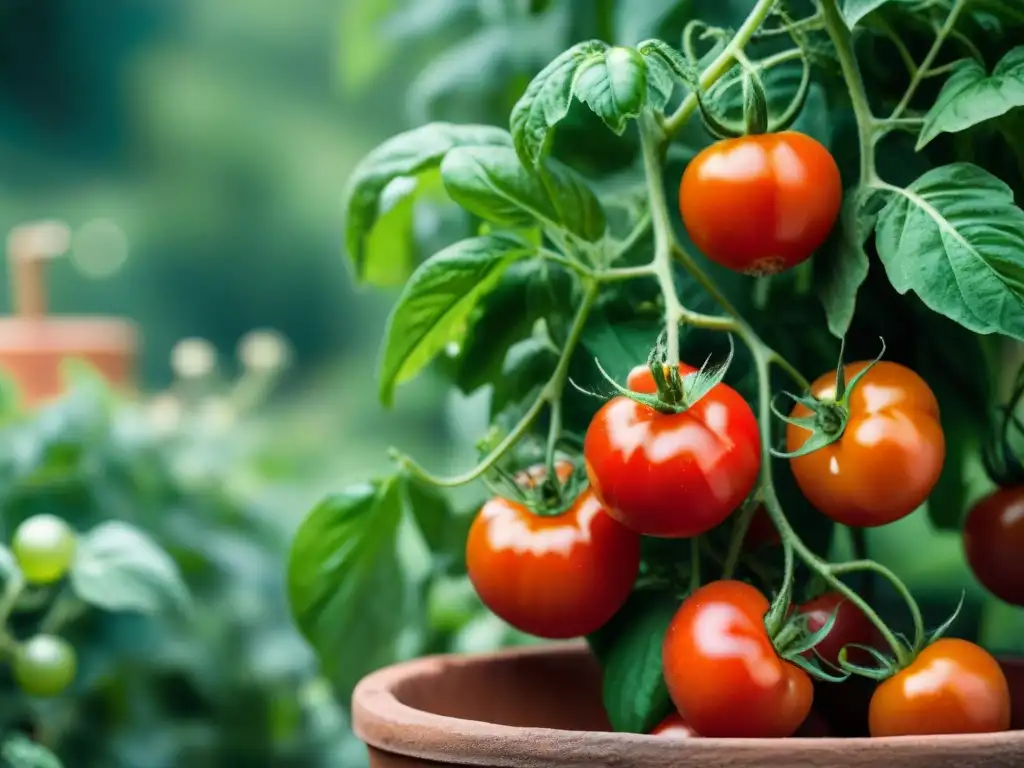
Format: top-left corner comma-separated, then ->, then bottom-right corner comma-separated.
964,486 -> 1024,607
465,463 -> 640,639
868,638 -> 1011,737
679,131 -> 842,276
649,712 -> 698,738
584,361 -> 760,538
785,360 -> 945,528
662,580 -> 813,738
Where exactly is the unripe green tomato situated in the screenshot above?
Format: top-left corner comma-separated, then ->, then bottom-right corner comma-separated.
14,635 -> 77,697
11,514 -> 77,585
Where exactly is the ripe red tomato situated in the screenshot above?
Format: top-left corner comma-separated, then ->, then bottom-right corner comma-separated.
679,131 -> 842,276
786,361 -> 945,527
797,591 -> 879,668
964,486 -> 1024,606
662,580 -> 813,738
583,363 -> 760,538
466,478 -> 640,639
744,505 -> 780,549
649,712 -> 697,738
869,638 -> 1010,736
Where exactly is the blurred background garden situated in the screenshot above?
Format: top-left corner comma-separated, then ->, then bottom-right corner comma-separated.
0,0 -> 1020,766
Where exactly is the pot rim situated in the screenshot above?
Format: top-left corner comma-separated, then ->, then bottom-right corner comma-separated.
352,642 -> 1024,767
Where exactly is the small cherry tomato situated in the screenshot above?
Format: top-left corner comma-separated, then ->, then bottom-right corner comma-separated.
583,364 -> 760,538
513,460 -> 575,490
786,361 -> 945,527
662,580 -> 813,738
744,505 -> 780,549
649,712 -> 698,737
466,474 -> 640,639
679,131 -> 842,276
797,591 -> 879,668
11,515 -> 77,585
964,486 -> 1024,606
869,638 -> 1010,737
14,635 -> 77,697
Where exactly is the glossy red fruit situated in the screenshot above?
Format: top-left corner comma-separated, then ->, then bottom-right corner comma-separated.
663,580 -> 813,738
964,486 -> 1024,606
583,363 -> 760,538
680,131 -> 842,276
466,477 -> 640,639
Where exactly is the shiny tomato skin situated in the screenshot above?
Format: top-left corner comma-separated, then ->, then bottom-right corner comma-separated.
869,638 -> 1010,737
649,712 -> 698,738
679,132 -> 842,276
964,486 -> 1024,606
786,361 -> 945,527
466,487 -> 640,639
663,580 -> 813,738
584,364 -> 761,538
797,592 -> 879,668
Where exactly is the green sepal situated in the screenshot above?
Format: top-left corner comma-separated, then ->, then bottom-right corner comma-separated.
695,88 -> 745,140
838,643 -> 898,681
680,334 -> 735,407
767,52 -> 811,133
835,337 -> 887,402
780,605 -> 840,658
926,592 -> 965,647
787,652 -> 851,684
742,67 -> 769,136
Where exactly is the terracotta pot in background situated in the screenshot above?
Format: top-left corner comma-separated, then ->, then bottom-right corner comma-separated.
0,221 -> 138,406
353,643 -> 1024,767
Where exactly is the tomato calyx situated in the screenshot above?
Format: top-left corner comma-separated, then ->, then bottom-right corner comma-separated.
485,458 -> 589,518
769,608 -> 849,683
771,338 -> 886,459
583,336 -> 735,416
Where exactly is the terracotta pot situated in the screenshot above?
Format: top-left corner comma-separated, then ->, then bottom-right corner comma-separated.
353,642 -> 1024,767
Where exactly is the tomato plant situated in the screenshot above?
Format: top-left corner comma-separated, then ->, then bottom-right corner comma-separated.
663,580 -> 813,738
13,635 -> 77,698
869,639 -> 1011,737
11,514 -> 77,585
964,486 -> 1024,607
287,0 -> 1024,746
583,362 -> 760,537
680,132 -> 842,276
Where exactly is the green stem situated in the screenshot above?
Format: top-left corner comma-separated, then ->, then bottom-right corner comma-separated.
871,16 -> 917,78
829,559 -> 925,652
541,249 -> 593,278
819,0 -> 879,185
39,591 -> 86,635
888,0 -> 967,121
600,264 -> 656,282
613,211 -> 652,261
544,396 -> 563,491
663,0 -> 781,137
722,501 -> 757,579
849,526 -> 874,602
395,279 -> 600,487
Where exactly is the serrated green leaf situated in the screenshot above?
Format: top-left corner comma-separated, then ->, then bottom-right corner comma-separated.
638,40 -> 692,111
1,735 -> 62,768
510,41 -> 608,166
918,48 -> 1024,149
71,521 -> 191,616
343,123 -> 512,285
440,147 -> 606,241
574,46 -> 649,135
378,234 -> 537,405
842,0 -> 895,29
287,478 -> 406,695
874,164 -> 1024,341
586,590 -> 678,733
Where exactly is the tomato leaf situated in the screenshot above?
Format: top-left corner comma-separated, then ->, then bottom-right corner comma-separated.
841,0 -> 896,29
813,187 -> 885,339
440,146 -> 606,242
873,164 -> 1024,341
403,477 -> 474,574
638,39 -> 693,109
70,521 -> 191,617
378,233 -> 536,406
343,123 -> 512,285
1,734 -> 63,768
918,48 -> 1024,150
510,41 -> 608,166
574,46 -> 649,135
586,590 -> 679,734
287,478 -> 406,695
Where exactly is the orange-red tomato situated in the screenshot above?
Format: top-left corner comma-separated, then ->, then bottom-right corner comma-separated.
964,486 -> 1024,606
662,580 -> 813,738
679,132 -> 841,276
466,479 -> 640,639
868,638 -> 1010,737
583,363 -> 760,538
786,361 -> 945,527
796,591 -> 880,668
649,712 -> 698,738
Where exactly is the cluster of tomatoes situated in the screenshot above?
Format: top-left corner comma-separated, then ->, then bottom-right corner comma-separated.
466,130 -> 1017,740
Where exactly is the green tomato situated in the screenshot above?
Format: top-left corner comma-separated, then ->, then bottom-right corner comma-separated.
14,635 -> 77,697
11,514 -> 77,585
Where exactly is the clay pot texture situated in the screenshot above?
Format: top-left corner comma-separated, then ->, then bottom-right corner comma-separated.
353,642 -> 1024,767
